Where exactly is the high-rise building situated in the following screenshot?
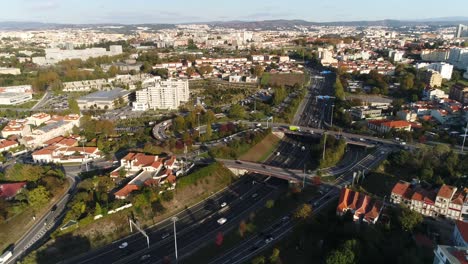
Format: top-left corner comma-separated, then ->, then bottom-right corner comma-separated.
455,24 -> 468,38
449,83 -> 468,105
416,62 -> 454,80
448,48 -> 468,69
133,77 -> 189,111
421,69 -> 443,88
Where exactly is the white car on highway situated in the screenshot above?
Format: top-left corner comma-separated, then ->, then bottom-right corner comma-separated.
217,217 -> 227,225
119,242 -> 128,249
220,202 -> 227,208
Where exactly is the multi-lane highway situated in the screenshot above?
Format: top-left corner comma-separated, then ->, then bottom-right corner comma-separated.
64,175 -> 283,264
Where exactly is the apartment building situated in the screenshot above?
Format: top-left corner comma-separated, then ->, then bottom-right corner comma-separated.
421,69 -> 443,87
433,245 -> 468,264
133,77 -> 189,111
350,107 -> 382,120
456,24 -> 468,38
449,83 -> 468,105
422,87 -> 448,100
390,181 -> 466,221
417,62 -> 454,80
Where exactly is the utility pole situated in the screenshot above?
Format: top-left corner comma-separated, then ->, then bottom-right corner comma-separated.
129,218 -> 149,248
462,121 -> 468,152
172,217 -> 179,261
303,163 -> 306,188
330,104 -> 335,127
197,112 -> 201,135
81,138 -> 88,172
322,133 -> 327,160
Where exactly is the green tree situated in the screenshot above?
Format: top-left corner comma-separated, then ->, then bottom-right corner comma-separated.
28,186 -> 50,208
265,199 -> 275,209
334,77 -> 345,100
401,73 -> 415,90
173,116 -> 185,132
251,256 -> 265,264
273,86 -> 287,105
205,122 -> 213,140
252,65 -> 264,77
293,203 -> 312,220
68,98 -> 80,114
94,202 -> 102,216
269,248 -> 280,263
228,104 -> 246,119
398,205 -> 423,231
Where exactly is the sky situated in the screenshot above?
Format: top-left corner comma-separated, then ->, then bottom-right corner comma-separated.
0,0 -> 467,24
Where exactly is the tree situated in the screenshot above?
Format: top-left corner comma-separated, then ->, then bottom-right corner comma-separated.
228,104 -> 246,119
273,86 -> 287,105
6,164 -> 43,182
293,203 -> 312,220
334,77 -> 345,100
118,168 -> 127,178
326,240 -> 358,264
186,67 -> 196,77
265,199 -> 275,209
205,122 -> 213,140
68,98 -> 80,114
252,65 -> 264,77
398,205 -> 423,231
173,116 -> 185,132
108,65 -> 119,77
140,62 -> 153,73
28,186 -> 50,208
401,73 -> 415,90
269,248 -> 280,263
94,202 -> 102,216
251,256 -> 265,264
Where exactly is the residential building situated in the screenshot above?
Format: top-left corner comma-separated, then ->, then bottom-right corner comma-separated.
448,48 -> 468,69
464,67 -> 468,80
350,107 -> 382,120
454,221 -> 468,247
133,77 -> 189,111
420,49 -> 450,62
336,188 -> 383,224
421,69 -> 443,88
367,119 -> 412,134
390,182 -> 466,220
63,79 -> 109,92
112,152 -> 179,199
77,88 -> 131,110
396,110 -> 417,122
0,67 -> 21,75
449,83 -> 468,105
0,84 -> 33,105
389,50 -> 404,62
0,139 -> 18,152
433,245 -> 468,264
34,46 -> 123,65
1,119 -> 30,138
0,182 -> 27,200
456,24 -> 468,38
32,136 -> 101,164
417,62 -> 454,80
23,114 -> 81,148
422,88 -> 447,100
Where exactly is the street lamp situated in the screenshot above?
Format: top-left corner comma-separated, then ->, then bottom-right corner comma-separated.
462,121 -> 468,153
330,104 -> 335,127
172,217 -> 179,261
81,138 -> 88,172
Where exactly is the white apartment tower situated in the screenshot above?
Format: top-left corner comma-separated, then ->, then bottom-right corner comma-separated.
133,77 -> 189,111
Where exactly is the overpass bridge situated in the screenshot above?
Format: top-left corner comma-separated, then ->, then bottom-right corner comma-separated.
281,130 -> 375,148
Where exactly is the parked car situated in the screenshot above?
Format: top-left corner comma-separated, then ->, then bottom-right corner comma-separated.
217,218 -> 227,225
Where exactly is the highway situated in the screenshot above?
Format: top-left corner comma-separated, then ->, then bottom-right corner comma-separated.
208,145 -> 392,264
64,175 -> 283,264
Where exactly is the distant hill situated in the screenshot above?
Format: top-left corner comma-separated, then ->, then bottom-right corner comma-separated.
0,18 -> 468,31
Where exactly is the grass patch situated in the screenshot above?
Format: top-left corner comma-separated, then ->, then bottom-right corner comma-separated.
263,73 -> 306,87
240,133 -> 281,162
0,100 -> 38,109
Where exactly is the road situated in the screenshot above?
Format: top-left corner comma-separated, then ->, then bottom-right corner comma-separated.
64,175 -> 282,264
6,167 -> 81,264
208,145 -> 392,264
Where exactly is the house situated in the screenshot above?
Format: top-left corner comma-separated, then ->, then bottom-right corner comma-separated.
390,181 -> 413,205
368,119 -> 412,133
336,188 -> 382,224
112,153 -> 179,199
435,185 -> 458,216
0,182 -> 27,200
433,245 -> 468,264
453,221 -> 468,247
0,139 -> 18,152
32,136 -> 100,164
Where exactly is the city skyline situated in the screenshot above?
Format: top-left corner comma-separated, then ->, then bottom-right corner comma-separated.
0,0 -> 467,24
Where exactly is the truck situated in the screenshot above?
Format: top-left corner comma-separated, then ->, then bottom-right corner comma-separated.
289,126 -> 300,131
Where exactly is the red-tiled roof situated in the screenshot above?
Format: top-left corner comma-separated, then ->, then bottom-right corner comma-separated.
364,201 -> 382,223
337,188 -> 352,212
392,181 -> 411,196
0,139 -> 18,149
437,185 -> 457,199
114,184 -> 139,198
381,120 -> 412,128
166,174 -> 176,184
456,221 -> 468,243
451,191 -> 465,205
44,136 -> 65,145
0,182 -> 27,199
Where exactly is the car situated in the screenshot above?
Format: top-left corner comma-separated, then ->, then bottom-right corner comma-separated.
217,218 -> 227,225
140,255 -> 151,261
359,138 -> 365,141
264,235 -> 274,243
235,160 -> 242,164
281,216 -> 290,222
220,202 -> 227,208
276,151 -> 281,156
251,193 -> 258,198
119,242 -> 128,249
51,205 -> 57,212
161,233 -> 170,239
